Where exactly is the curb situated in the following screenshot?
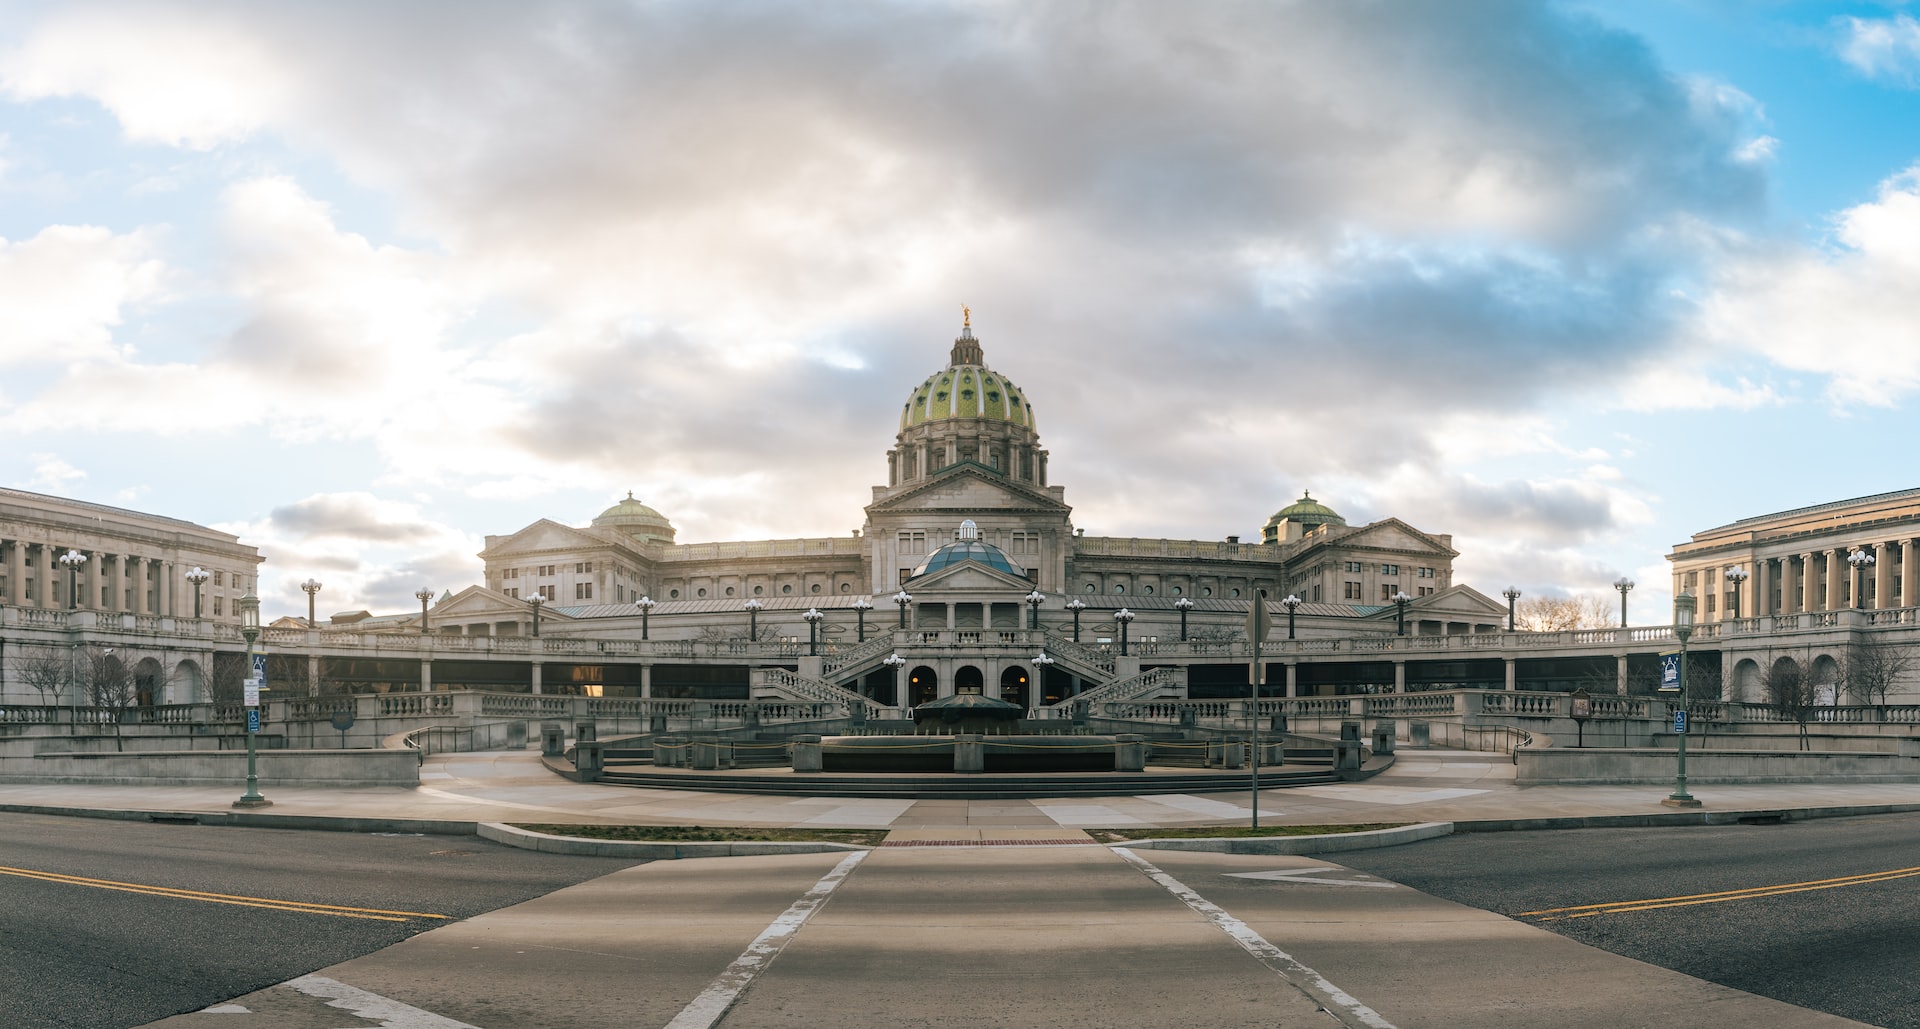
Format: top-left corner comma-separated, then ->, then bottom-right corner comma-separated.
1449,801 -> 1920,833
476,822 -> 872,859
0,802 -> 477,836
1112,821 -> 1454,854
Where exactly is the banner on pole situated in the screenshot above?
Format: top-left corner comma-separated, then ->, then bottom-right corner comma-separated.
1659,652 -> 1681,692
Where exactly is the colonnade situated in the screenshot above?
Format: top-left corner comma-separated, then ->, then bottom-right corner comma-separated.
1707,539 -> 1920,619
0,539 -> 185,616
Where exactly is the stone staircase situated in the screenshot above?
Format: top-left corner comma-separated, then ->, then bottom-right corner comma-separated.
752,666 -> 893,715
1046,666 -> 1187,711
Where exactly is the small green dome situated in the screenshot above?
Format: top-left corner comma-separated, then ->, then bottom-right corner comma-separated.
900,326 -> 1035,431
592,492 -> 676,543
1263,491 -> 1345,544
907,519 -> 1026,580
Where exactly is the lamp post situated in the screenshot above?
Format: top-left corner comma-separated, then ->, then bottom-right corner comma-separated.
1114,607 -> 1135,656
1848,548 -> 1875,609
58,549 -> 87,610
186,566 -> 210,619
803,607 -> 824,656
1391,591 -> 1413,636
893,590 -> 912,629
883,652 -> 906,706
636,595 -> 654,640
1066,597 -> 1086,642
1280,594 -> 1301,640
1664,590 -> 1700,808
852,598 -> 872,642
233,590 -> 270,808
1502,586 -> 1521,632
415,587 -> 435,634
1724,566 -> 1749,621
528,592 -> 545,637
744,598 -> 763,641
1175,596 -> 1194,641
1031,652 -> 1055,708
300,578 -> 323,628
1613,577 -> 1634,628
1026,590 -> 1045,630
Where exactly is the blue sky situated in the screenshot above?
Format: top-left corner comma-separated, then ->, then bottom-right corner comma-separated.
2,1 -> 1918,621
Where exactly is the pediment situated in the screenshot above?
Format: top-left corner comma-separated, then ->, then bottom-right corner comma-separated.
868,465 -> 1070,518
1316,519 -> 1456,557
481,519 -> 609,556
906,559 -> 1037,593
431,585 -> 522,618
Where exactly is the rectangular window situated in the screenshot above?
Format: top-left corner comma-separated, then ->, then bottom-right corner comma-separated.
506,568 -> 518,579
900,568 -> 913,585
1343,561 -> 1364,574
1705,593 -> 1716,613
1683,572 -> 1697,589
213,596 -> 223,615
1381,564 -> 1399,576
1343,581 -> 1361,599
541,585 -> 556,600
897,531 -> 927,555
575,582 -> 594,600
1418,567 -> 1436,578
1381,584 -> 1395,601
1312,584 -> 1323,602
506,587 -> 518,598
214,571 -> 225,586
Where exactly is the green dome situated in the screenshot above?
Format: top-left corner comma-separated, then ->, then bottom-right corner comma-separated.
907,519 -> 1026,580
1263,491 -> 1345,544
900,326 -> 1036,431
592,492 -> 676,543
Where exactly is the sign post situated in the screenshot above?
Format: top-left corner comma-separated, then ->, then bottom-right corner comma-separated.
1569,687 -> 1591,748
1246,592 -> 1272,829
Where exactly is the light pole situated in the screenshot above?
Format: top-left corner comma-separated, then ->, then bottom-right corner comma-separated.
1280,594 -> 1300,640
528,592 -> 545,637
58,549 -> 86,610
893,590 -> 912,629
1724,566 -> 1749,620
852,598 -> 872,642
1392,591 -> 1413,636
234,590 -> 270,808
1613,577 -> 1634,628
803,607 -> 824,656
301,578 -> 323,628
186,566 -> 210,619
1026,590 -> 1045,630
883,652 -> 906,706
1664,590 -> 1700,808
1175,596 -> 1194,641
745,598 -> 763,641
636,595 -> 654,640
1066,597 -> 1086,642
1114,607 -> 1134,656
1848,548 -> 1875,609
415,587 -> 435,634
1031,652 -> 1055,709
1502,586 -> 1521,632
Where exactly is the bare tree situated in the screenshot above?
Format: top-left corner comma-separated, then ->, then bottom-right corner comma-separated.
1840,635 -> 1915,706
75,647 -> 137,751
1759,659 -> 1817,751
1516,595 -> 1615,632
16,646 -> 75,706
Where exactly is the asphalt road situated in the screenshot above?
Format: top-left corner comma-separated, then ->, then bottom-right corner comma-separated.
0,813 -> 641,1029
1339,811 -> 1920,1029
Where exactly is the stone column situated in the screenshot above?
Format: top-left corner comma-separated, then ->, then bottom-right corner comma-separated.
1284,661 -> 1297,699
530,662 -> 543,695
1875,542 -> 1895,610
35,543 -> 54,609
5,540 -> 23,605
1616,654 -> 1629,695
1504,657 -> 1516,691
641,663 -> 652,699
1903,539 -> 1919,611
1392,660 -> 1406,694
420,659 -> 433,693
1825,550 -> 1844,611
307,654 -> 321,697
1802,553 -> 1819,613
1753,559 -> 1770,617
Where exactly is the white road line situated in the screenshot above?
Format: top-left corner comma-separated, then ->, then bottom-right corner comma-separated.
1111,848 -> 1397,1029
663,850 -> 870,1029
285,975 -> 481,1028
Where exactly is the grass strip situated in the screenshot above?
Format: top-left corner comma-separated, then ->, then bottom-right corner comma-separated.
1085,823 -> 1410,843
508,823 -> 889,846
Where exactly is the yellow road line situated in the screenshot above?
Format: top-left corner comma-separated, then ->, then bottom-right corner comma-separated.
1521,865 -> 1920,920
0,864 -> 451,922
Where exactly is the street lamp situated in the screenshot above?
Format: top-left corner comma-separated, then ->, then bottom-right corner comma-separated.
1026,590 -> 1045,630
893,590 -> 912,629
1502,586 -> 1521,632
636,595 -> 654,640
745,597 -> 763,641
1613,577 -> 1634,628
58,549 -> 86,610
803,607 -> 824,656
1280,594 -> 1301,640
233,590 -> 270,808
1724,566 -> 1749,620
1066,597 -> 1086,642
1391,591 -> 1413,636
186,566 -> 210,619
1175,596 -> 1194,641
528,592 -> 545,637
300,578 -> 323,628
1664,590 -> 1700,808
883,652 -> 907,706
1848,548 -> 1875,609
852,597 -> 872,642
1031,652 -> 1055,707
415,587 -> 435,634
1114,607 -> 1135,656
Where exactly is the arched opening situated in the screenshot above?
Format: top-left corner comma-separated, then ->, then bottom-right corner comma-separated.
909,665 -> 939,706
999,666 -> 1029,709
955,665 -> 984,695
133,657 -> 164,711
1730,658 -> 1760,703
170,658 -> 207,704
1811,653 -> 1842,706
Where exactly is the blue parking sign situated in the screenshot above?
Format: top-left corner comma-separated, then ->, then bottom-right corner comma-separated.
247,709 -> 261,734
1672,710 -> 1687,734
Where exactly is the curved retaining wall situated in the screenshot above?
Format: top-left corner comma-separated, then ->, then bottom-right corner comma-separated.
1516,747 -> 1920,785
0,749 -> 421,787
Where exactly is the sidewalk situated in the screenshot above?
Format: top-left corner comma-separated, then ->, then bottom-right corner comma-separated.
3,748 -> 1917,834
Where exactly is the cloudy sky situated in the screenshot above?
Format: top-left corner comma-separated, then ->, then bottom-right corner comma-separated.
3,0 -> 1918,620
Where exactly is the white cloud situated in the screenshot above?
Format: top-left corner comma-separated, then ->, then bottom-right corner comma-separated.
24,453 -> 86,493
224,491 -> 483,615
1838,14 -> 1920,86
0,224 -> 164,366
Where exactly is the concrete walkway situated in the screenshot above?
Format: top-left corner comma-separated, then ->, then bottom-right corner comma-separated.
3,748 -> 1916,832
